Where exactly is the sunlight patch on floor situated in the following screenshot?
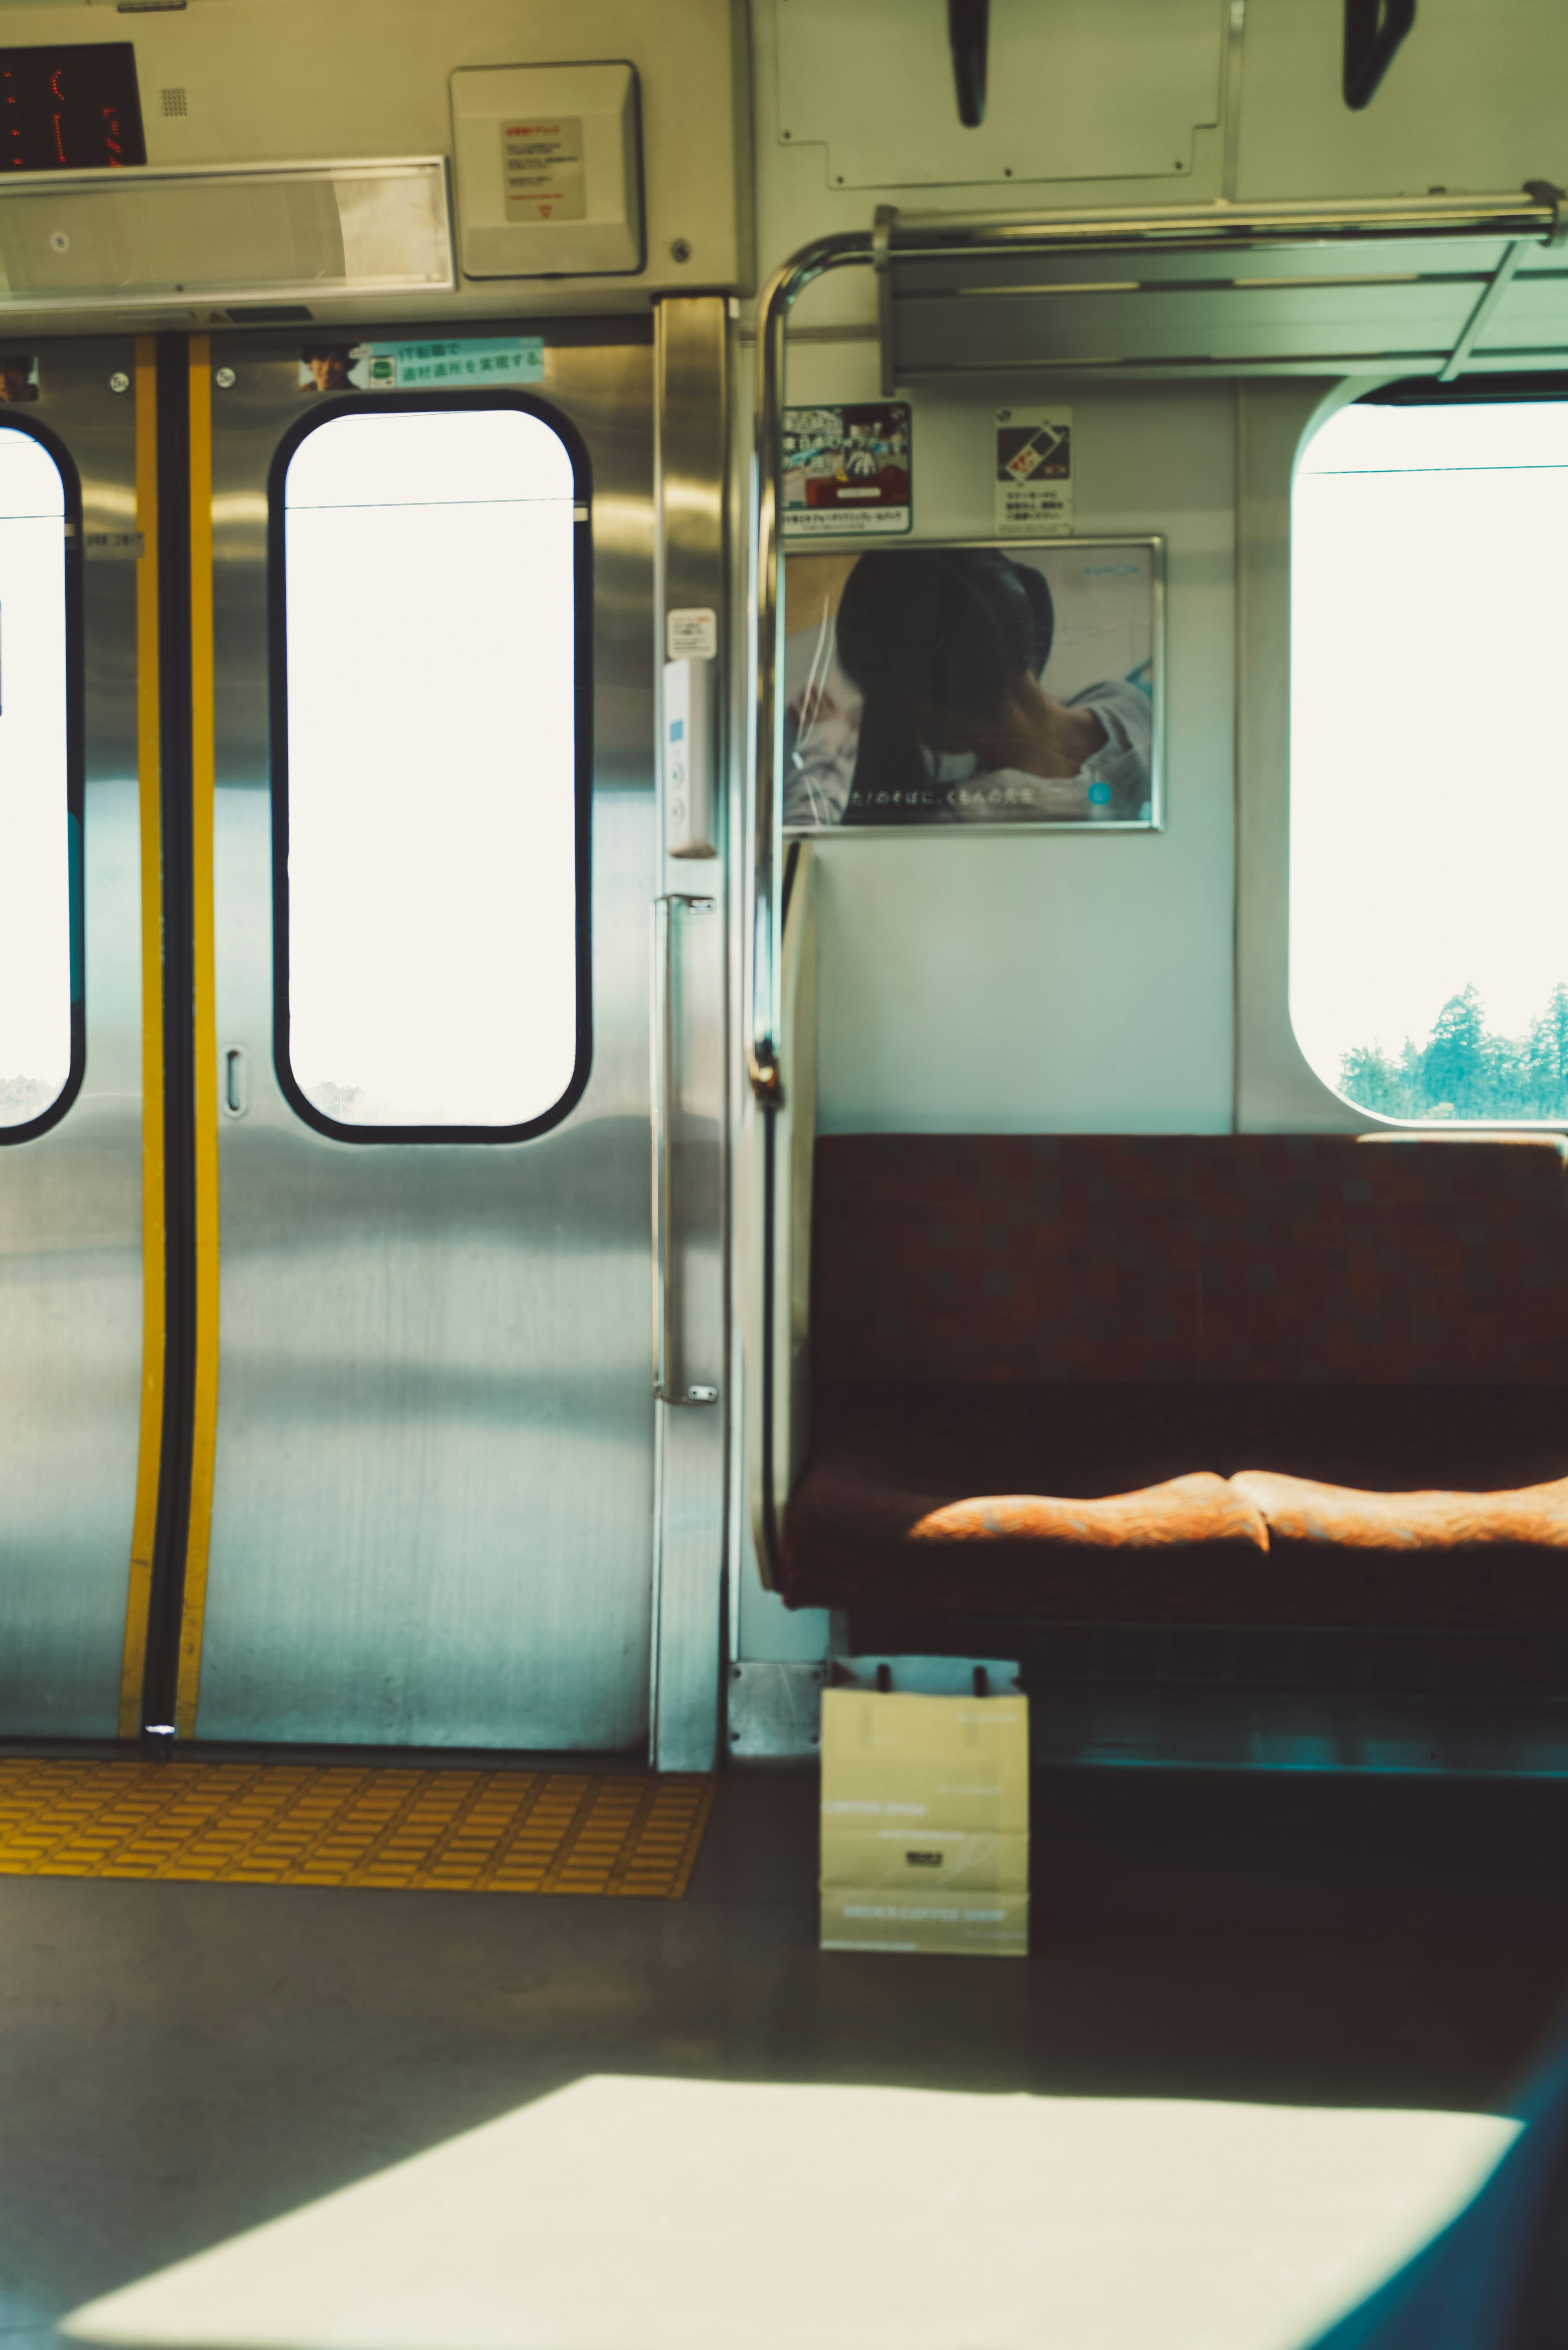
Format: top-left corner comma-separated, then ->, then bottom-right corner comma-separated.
63,2074 -> 1516,2350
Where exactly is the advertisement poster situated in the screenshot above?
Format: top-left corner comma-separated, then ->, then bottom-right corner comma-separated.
296,338 -> 546,394
995,406 -> 1072,537
0,355 -> 39,404
782,538 -> 1158,831
782,403 -> 911,537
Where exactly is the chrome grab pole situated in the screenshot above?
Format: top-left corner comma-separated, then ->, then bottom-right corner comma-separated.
746,237 -> 865,1587
747,234 -> 869,1113
653,892 -> 718,1406
880,186 -> 1566,259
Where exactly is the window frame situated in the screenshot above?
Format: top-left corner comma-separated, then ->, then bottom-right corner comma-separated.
1263,373 -> 1568,1135
1237,373 -> 1568,1137
266,387 -> 594,1146
0,411 -> 86,1149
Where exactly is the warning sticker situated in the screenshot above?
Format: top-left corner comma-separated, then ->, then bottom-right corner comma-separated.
502,118 -> 587,223
361,337 -> 544,389
782,402 -> 911,538
296,339 -> 545,394
667,607 -> 719,660
995,406 -> 1073,537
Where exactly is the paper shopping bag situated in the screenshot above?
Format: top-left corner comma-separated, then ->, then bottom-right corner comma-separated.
819,1689 -> 1029,1956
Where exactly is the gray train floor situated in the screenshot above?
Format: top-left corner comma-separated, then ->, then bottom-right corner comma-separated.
4,1767 -> 1568,2345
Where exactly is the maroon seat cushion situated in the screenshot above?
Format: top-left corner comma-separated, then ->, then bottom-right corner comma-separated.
792,1136 -> 1568,1630
780,1382 -> 1568,1628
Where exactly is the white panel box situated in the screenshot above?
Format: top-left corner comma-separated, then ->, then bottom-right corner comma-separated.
451,62 -> 643,280
662,656 -> 717,860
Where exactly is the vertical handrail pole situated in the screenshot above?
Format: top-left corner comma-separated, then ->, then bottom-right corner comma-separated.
747,262 -> 790,1113
748,237 -> 869,1111
650,892 -> 676,1402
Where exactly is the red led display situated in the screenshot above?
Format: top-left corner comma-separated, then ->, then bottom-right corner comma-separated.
0,45 -> 147,172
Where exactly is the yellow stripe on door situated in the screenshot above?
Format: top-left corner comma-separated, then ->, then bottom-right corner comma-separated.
176,336 -> 221,1740
119,336 -> 166,1739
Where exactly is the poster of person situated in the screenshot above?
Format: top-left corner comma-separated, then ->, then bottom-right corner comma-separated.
299,344 -> 360,395
782,403 -> 911,537
0,357 -> 39,404
781,538 -> 1161,831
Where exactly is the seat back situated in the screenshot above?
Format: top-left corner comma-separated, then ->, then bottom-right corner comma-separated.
812,1134 -> 1568,1385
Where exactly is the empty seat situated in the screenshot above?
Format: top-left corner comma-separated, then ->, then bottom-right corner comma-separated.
781,1136 -> 1568,1631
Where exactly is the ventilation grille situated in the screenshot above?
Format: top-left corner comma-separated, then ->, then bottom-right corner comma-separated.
160,87 -> 187,118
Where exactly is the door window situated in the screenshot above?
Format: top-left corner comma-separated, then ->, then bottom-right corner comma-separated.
274,398 -> 589,1139
0,422 -> 76,1138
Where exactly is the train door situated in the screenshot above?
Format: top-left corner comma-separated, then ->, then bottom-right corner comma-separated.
0,339 -> 153,1740
146,316 -> 712,1759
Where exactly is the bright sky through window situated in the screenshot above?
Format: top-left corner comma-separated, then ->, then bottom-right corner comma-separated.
283,406 -> 579,1131
1292,397 -> 1568,1122
0,428 -> 70,1129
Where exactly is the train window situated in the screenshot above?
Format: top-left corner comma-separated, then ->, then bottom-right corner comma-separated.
0,422 -> 77,1140
272,398 -> 589,1140
1292,395 -> 1568,1124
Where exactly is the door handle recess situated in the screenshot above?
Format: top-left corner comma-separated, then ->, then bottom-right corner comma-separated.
223,1045 -> 249,1117
652,894 -> 717,1405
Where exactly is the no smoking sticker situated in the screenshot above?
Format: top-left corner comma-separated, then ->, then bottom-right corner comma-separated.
995,406 -> 1073,536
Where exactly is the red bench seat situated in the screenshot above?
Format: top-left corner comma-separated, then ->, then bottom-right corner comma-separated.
780,1137 -> 1568,1632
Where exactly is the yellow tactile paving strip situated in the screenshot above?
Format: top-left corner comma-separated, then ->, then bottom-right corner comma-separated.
0,1763 -> 717,1896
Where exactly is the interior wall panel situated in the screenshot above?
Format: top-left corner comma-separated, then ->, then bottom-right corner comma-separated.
776,343 -> 1236,1137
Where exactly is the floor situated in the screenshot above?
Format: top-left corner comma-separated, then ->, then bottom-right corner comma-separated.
5,1762 -> 1568,2346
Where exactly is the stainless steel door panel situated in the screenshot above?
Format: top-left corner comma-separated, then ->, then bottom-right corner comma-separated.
0,346 -> 144,1736
197,332 -> 658,1749
649,299 -> 728,1771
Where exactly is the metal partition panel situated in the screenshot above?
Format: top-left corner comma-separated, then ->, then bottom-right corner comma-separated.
0,339 -> 148,1736
194,324 -> 658,1750
649,298 -> 728,1772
